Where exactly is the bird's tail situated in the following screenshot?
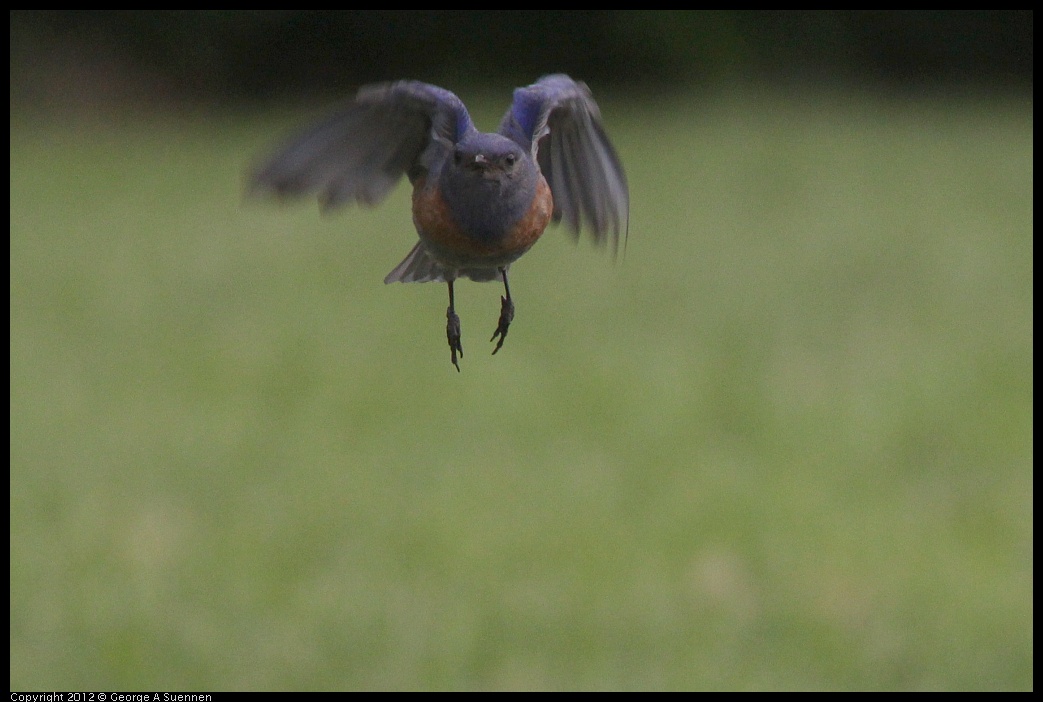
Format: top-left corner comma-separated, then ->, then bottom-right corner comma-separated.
385,241 -> 506,284
384,241 -> 446,283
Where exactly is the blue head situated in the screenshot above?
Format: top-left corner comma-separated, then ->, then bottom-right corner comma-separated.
440,132 -> 540,243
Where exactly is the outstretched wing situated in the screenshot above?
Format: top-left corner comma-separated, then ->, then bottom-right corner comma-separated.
250,81 -> 474,211
499,74 -> 629,252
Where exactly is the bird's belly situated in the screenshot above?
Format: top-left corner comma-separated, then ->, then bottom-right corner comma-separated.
412,176 -> 553,269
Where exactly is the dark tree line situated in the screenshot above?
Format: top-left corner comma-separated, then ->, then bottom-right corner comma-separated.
11,11 -> 1033,103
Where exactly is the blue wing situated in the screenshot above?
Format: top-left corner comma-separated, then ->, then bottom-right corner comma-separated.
250,81 -> 474,211
499,74 -> 629,252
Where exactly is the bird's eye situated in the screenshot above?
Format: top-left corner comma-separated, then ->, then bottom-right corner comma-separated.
453,150 -> 464,166
503,153 -> 517,168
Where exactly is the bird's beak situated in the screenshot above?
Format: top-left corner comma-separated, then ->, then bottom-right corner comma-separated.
469,153 -> 499,179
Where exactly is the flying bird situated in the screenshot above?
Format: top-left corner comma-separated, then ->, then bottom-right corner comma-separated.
250,74 -> 629,371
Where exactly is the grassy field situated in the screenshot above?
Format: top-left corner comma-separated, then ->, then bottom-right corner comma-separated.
10,89 -> 1033,690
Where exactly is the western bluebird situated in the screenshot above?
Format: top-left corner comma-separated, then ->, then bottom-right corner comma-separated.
250,74 -> 629,371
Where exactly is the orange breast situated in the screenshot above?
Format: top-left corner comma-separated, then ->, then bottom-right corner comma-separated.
502,175 -> 554,255
412,180 -> 481,254
412,174 -> 554,264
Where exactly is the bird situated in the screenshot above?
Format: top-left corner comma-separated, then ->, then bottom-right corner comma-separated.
249,74 -> 629,371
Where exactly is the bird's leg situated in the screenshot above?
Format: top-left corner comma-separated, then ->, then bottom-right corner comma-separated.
490,267 -> 515,355
446,280 -> 464,371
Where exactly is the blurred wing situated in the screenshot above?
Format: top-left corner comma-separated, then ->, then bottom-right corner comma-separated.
250,81 -> 473,211
499,74 -> 629,251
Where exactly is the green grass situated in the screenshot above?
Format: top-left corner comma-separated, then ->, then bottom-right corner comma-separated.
10,90 -> 1032,690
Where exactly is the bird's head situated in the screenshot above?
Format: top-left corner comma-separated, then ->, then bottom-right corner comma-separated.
451,133 -> 527,183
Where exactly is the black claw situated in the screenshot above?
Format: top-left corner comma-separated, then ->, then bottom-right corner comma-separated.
447,306 -> 463,371
490,294 -> 514,355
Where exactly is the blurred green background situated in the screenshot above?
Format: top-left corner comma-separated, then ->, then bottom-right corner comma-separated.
10,11 -> 1033,691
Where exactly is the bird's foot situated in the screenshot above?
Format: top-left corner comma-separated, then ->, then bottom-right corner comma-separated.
447,306 -> 463,371
490,295 -> 514,355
